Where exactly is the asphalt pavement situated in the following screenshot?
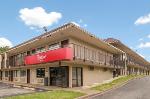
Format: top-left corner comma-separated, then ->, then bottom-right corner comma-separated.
89,76 -> 150,99
0,82 -> 34,98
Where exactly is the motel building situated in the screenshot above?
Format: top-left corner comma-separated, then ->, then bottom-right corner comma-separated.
105,38 -> 150,75
0,23 -> 149,88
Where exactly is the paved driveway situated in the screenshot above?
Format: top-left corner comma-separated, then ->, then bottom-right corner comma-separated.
0,82 -> 34,98
90,76 -> 150,99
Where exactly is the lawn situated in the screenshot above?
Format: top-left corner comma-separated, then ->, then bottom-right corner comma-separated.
5,90 -> 85,99
91,74 -> 145,91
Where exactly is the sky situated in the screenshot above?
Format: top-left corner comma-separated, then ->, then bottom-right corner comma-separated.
0,0 -> 150,61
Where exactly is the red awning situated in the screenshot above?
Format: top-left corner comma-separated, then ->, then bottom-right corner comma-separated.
25,47 -> 73,65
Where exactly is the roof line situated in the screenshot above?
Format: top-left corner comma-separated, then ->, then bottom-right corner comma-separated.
7,22 -> 73,52
6,22 -> 124,54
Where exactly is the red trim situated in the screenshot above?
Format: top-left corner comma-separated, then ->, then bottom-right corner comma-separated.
25,47 -> 73,65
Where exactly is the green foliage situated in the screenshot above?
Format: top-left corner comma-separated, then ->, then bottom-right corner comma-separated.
0,46 -> 9,53
91,75 -> 145,91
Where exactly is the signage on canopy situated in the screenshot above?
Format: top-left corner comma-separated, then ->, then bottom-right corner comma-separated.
25,47 -> 73,65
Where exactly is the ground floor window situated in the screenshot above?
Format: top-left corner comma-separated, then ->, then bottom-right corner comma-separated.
72,67 -> 83,87
36,68 -> 45,78
20,70 -> 26,77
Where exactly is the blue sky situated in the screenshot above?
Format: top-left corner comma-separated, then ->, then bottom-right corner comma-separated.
0,0 -> 150,61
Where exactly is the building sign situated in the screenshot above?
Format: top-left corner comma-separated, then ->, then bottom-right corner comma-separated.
25,47 -> 73,65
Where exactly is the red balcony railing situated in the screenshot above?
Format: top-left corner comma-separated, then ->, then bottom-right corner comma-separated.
25,47 -> 73,65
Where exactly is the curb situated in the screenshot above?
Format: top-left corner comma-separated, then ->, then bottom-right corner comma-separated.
77,75 -> 146,99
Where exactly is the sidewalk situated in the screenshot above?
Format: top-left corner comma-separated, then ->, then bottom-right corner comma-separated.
0,76 -> 123,94
0,75 -> 146,99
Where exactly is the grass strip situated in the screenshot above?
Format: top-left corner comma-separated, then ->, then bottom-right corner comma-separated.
5,90 -> 85,99
91,74 -> 145,92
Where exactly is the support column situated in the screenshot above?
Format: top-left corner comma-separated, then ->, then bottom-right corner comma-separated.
132,68 -> 135,74
137,68 -> 140,75
124,53 -> 127,75
4,53 -> 7,68
69,66 -> 72,88
121,69 -> 123,75
135,68 -> 137,75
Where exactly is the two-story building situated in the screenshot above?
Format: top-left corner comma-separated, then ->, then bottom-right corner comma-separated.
0,23 -> 148,88
105,38 -> 150,75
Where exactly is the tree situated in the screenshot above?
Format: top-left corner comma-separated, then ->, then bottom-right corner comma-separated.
0,46 -> 9,53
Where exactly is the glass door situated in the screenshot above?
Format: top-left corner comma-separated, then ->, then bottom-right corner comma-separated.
49,66 -> 69,87
72,67 -> 83,87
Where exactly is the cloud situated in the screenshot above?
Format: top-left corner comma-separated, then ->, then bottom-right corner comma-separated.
78,19 -> 83,23
138,42 -> 150,48
19,7 -> 62,28
139,38 -> 143,41
147,34 -> 150,38
135,14 -> 150,25
83,24 -> 87,27
0,37 -> 13,47
78,19 -> 88,27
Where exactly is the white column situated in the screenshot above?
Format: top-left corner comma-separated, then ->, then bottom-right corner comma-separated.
120,69 -> 122,75
69,66 -> 72,88
137,68 -> 140,75
4,53 -> 7,68
133,68 -> 135,74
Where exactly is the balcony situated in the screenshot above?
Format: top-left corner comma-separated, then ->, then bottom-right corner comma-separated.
72,43 -> 123,67
25,47 -> 73,65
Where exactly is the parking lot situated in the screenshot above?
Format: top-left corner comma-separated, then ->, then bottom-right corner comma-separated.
0,82 -> 34,98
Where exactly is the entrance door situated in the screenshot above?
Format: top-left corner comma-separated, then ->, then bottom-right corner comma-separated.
9,71 -> 13,81
27,69 -> 30,83
72,67 -> 83,87
49,67 -> 69,87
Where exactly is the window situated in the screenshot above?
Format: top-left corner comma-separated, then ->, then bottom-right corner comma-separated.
37,47 -> 45,53
27,51 -> 31,56
31,49 -> 36,54
49,43 -> 60,50
20,70 -> 26,77
36,68 -> 45,78
61,39 -> 69,48
5,71 -> 8,77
